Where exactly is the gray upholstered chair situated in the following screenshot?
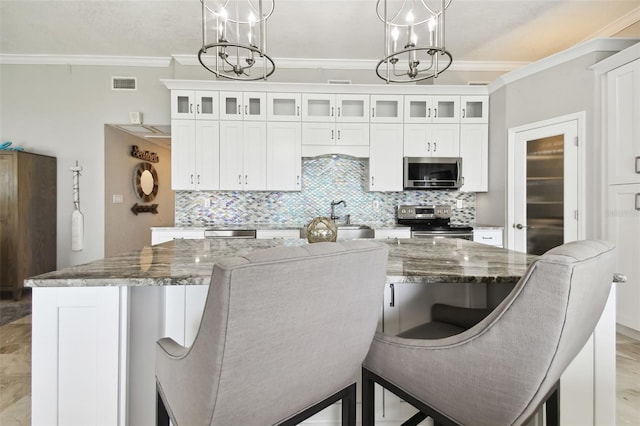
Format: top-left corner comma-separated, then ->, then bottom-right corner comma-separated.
156,240 -> 389,426
362,239 -> 615,426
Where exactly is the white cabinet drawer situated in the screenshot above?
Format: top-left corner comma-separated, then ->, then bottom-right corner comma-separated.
473,229 -> 503,247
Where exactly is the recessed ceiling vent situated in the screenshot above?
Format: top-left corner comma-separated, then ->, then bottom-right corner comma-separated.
112,77 -> 137,91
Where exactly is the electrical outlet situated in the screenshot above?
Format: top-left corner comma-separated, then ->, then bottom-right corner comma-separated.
373,200 -> 380,211
203,198 -> 211,208
456,200 -> 464,209
112,194 -> 123,204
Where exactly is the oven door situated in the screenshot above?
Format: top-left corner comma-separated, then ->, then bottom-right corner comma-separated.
411,230 -> 473,240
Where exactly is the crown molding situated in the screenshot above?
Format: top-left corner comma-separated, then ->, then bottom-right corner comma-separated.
173,54 -> 526,72
487,37 -> 640,93
582,6 -> 640,40
0,54 -> 171,67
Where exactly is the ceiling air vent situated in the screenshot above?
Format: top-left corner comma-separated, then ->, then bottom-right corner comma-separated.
112,77 -> 137,91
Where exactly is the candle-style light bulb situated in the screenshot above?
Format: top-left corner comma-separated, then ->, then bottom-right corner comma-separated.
406,10 -> 414,47
391,26 -> 399,52
428,16 -> 436,46
248,12 -> 256,46
218,8 -> 228,42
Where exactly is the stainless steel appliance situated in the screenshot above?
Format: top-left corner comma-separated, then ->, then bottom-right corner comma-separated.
397,204 -> 473,240
403,157 -> 462,190
205,227 -> 256,239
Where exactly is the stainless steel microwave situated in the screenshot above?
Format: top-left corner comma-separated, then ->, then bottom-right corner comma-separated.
403,157 -> 462,189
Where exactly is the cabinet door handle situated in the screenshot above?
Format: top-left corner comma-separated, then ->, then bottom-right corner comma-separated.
462,108 -> 466,118
296,175 -> 300,186
434,108 -> 438,118
238,105 -> 242,115
190,104 -> 193,114
635,156 -> 639,174
372,107 -> 375,118
389,283 -> 395,307
337,130 -> 341,140
197,104 -> 200,114
197,174 -> 201,184
331,129 -> 334,140
238,174 -> 242,185
337,107 -> 341,117
297,106 -> 300,116
190,174 -> 194,184
245,175 -> 248,185
427,108 -> 431,118
371,176 -> 374,186
636,193 -> 640,211
331,107 -> 334,117
434,142 -> 437,152
427,142 -> 431,152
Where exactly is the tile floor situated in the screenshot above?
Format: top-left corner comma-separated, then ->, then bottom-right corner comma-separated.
1,297 -> 639,425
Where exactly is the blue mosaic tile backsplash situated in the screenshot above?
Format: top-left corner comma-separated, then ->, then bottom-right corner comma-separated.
175,156 -> 475,227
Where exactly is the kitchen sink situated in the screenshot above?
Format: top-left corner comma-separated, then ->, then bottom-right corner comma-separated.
299,224 -> 374,240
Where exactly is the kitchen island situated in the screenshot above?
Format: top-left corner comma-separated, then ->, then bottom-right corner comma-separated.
26,238 -> 615,426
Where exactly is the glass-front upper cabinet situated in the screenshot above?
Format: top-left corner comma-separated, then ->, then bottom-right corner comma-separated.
460,96 -> 488,123
219,91 -> 266,121
404,96 -> 459,124
267,93 -> 301,121
171,90 -> 218,120
301,94 -> 369,123
370,95 -> 404,123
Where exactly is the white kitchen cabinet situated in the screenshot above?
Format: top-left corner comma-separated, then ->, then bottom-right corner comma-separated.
171,90 -> 218,120
404,95 -> 459,124
267,122 -> 302,191
374,227 -> 411,239
302,122 -> 369,147
368,123 -> 403,191
473,228 -> 503,247
171,119 -> 220,190
606,59 -> 640,185
608,184 -> 640,331
460,96 -> 489,124
370,95 -> 404,123
403,123 -> 460,157
267,92 -> 301,121
219,91 -> 266,121
219,121 -> 267,190
301,94 -> 369,123
459,123 -> 489,192
151,227 -> 205,245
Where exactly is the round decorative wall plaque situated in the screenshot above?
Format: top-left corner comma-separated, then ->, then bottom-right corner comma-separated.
133,162 -> 158,202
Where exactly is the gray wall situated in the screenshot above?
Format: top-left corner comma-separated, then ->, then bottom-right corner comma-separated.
104,125 -> 174,257
476,50 -> 621,239
0,64 -> 170,267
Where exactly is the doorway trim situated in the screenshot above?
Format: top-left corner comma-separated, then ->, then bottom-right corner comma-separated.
506,111 -> 586,250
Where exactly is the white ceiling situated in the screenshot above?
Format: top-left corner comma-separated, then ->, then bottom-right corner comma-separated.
1,0 -> 639,71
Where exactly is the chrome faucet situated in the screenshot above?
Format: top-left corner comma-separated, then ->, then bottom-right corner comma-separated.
330,200 -> 346,221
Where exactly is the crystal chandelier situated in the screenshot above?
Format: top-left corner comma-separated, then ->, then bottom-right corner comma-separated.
198,0 -> 275,80
376,0 -> 453,83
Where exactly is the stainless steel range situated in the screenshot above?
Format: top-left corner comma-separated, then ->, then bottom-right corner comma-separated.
397,204 -> 473,240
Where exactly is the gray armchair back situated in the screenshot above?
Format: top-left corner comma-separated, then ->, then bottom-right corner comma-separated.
363,239 -> 615,426
156,240 -> 389,425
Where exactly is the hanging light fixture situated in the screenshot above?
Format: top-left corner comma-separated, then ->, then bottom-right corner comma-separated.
198,0 -> 275,80
376,0 -> 453,83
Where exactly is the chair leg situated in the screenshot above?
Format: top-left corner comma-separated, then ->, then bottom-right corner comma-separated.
545,384 -> 560,426
341,383 -> 356,426
361,367 -> 376,426
157,390 -> 170,426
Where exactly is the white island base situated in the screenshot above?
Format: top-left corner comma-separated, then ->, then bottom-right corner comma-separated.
31,283 -> 616,426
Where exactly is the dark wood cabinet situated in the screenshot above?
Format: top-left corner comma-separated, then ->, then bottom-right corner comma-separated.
0,151 -> 57,300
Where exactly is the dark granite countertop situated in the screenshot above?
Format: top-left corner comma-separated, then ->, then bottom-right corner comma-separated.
25,238 -> 536,288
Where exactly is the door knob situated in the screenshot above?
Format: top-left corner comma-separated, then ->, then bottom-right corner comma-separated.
514,223 -> 527,229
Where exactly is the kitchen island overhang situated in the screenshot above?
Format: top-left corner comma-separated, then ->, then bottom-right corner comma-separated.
25,238 -> 614,426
